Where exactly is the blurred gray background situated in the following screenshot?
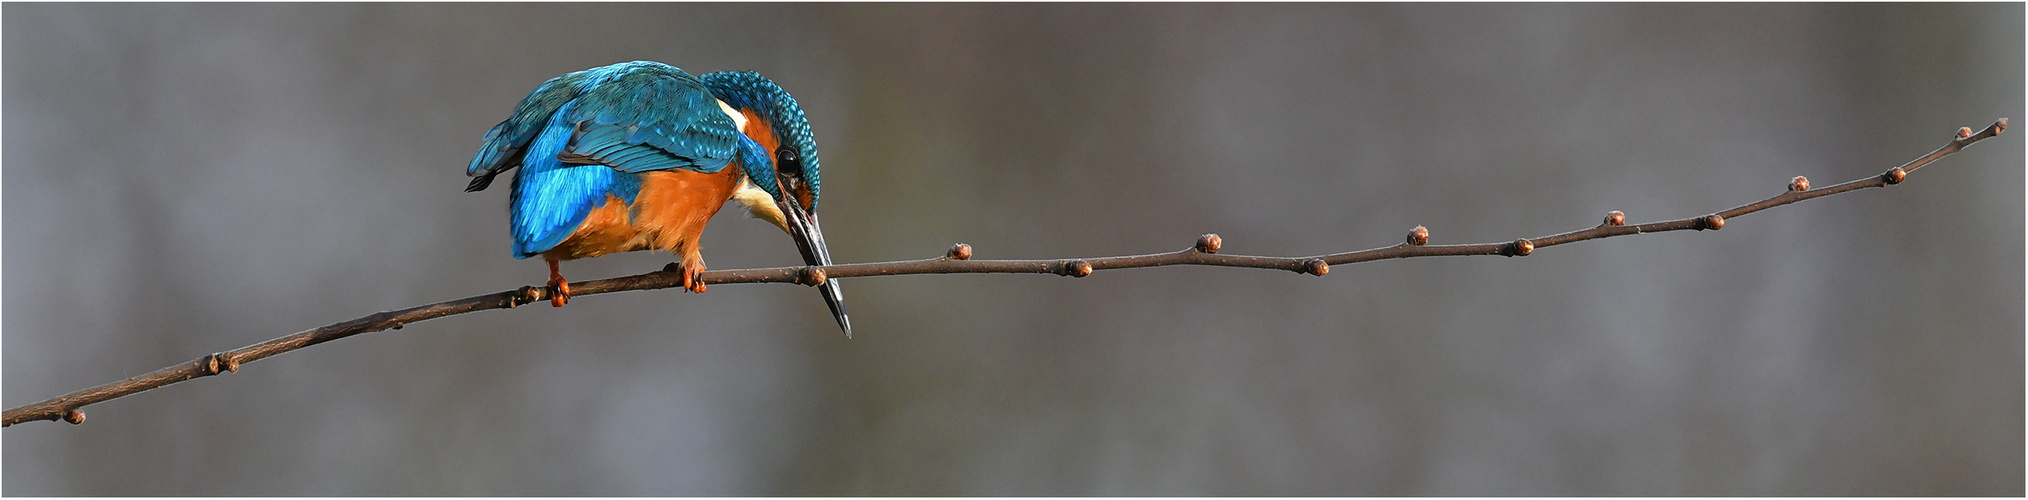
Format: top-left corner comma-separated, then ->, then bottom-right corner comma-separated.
4,3 -> 2021,495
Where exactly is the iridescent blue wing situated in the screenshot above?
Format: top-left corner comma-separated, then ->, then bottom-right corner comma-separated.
558,66 -> 741,175
507,99 -> 613,258
475,61 -> 749,258
465,70 -> 589,192
467,62 -> 741,192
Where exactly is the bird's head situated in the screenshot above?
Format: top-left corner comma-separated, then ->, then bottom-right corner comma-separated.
703,71 -> 850,336
703,71 -> 821,213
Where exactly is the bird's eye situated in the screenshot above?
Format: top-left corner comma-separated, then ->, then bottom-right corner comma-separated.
776,149 -> 801,179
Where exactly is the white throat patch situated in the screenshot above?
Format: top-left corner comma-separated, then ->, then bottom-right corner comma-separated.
730,178 -> 789,234
717,100 -> 748,130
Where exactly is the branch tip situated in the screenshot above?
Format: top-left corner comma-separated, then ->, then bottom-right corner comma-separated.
1789,176 -> 1810,192
946,243 -> 973,260
1604,211 -> 1627,227
63,410 -> 85,425
1407,226 -> 1430,246
1195,234 -> 1223,253
1958,119 -> 2006,143
1883,167 -> 1906,185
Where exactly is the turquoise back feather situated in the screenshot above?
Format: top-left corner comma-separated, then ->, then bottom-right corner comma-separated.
466,61 -> 770,258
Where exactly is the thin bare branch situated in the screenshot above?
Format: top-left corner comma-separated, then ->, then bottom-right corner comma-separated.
2,119 -> 2006,427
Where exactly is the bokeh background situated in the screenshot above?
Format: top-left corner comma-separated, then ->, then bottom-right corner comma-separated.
4,3 -> 2021,495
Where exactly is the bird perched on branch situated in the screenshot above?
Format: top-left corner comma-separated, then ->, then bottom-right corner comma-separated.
464,61 -> 850,336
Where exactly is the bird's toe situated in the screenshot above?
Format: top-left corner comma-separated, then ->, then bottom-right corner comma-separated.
548,278 -> 571,307
685,266 -> 707,293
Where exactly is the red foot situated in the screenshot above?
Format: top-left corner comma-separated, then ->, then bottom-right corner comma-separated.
547,260 -> 571,307
681,263 -> 706,293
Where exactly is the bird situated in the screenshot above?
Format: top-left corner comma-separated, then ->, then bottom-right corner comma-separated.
464,61 -> 851,336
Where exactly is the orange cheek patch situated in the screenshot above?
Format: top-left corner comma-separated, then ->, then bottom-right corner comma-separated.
737,107 -> 814,210
740,109 -> 780,155
739,108 -> 795,196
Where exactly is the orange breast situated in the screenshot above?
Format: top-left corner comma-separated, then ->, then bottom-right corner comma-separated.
540,167 -> 745,261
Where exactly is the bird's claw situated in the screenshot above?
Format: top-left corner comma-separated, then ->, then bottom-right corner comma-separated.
546,260 -> 571,307
682,265 -> 706,293
547,277 -> 571,307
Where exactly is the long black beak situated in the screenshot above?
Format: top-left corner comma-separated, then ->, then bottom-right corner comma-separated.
776,191 -> 851,337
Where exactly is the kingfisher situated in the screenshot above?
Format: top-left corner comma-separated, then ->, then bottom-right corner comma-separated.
464,61 -> 850,336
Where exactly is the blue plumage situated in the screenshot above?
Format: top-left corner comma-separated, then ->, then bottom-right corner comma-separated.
466,61 -> 851,336
466,61 -> 765,258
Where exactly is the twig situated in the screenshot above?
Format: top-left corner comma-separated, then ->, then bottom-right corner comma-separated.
2,119 -> 2006,427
